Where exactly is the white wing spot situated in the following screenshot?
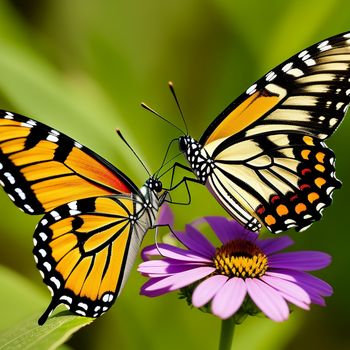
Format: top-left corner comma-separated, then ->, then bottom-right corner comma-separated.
33,238 -> 37,246
4,112 -> 14,119
329,118 -> 338,127
298,50 -> 308,58
39,270 -> 45,278
94,306 -> 101,312
24,204 -> 34,213
43,262 -> 51,271
41,219 -> 48,226
39,232 -> 48,241
51,211 -> 61,220
47,134 -> 59,143
27,119 -> 37,126
78,302 -> 88,311
50,276 -> 61,289
76,310 -> 86,316
305,59 -> 316,66
282,62 -> 293,72
246,84 -> 257,95
60,295 -> 73,304
15,188 -> 26,200
39,249 -> 47,257
265,71 -> 277,82
8,194 -> 15,202
50,129 -> 60,136
4,172 -> 15,184
74,141 -> 83,149
68,201 -> 78,210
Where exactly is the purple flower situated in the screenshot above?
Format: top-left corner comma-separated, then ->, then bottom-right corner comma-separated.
138,207 -> 333,322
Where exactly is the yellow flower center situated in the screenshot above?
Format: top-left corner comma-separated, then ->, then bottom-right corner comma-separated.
213,239 -> 268,278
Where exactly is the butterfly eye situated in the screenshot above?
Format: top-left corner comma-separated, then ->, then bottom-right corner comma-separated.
154,180 -> 163,193
179,136 -> 187,152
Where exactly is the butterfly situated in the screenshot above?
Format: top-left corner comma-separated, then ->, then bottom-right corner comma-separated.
0,110 -> 166,324
174,31 -> 350,234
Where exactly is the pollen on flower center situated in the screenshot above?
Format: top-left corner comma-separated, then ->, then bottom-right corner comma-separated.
213,239 -> 268,278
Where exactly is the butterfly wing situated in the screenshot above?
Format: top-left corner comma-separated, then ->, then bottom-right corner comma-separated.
200,32 -> 350,233
0,110 -> 138,214
33,195 -> 145,324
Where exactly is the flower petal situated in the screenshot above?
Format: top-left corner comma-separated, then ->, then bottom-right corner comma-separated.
141,244 -> 212,263
156,203 -> 174,226
142,266 -> 215,292
204,216 -> 236,243
174,224 -> 216,258
246,278 -> 289,322
261,275 -> 311,309
266,269 -> 333,297
268,251 -> 331,271
192,275 -> 229,308
138,259 -> 202,276
211,277 -> 247,319
258,236 -> 294,254
140,277 -> 172,297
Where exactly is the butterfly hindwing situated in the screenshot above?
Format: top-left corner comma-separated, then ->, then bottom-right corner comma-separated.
0,110 -> 138,214
33,195 -> 142,324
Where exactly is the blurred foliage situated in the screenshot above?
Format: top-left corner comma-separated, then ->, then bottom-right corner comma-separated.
0,0 -> 349,349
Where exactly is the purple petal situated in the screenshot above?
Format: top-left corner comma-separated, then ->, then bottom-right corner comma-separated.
257,236 -> 294,255
174,224 -> 216,258
266,269 -> 333,297
138,260 -> 202,276
140,277 -> 171,297
204,216 -> 236,243
261,275 -> 311,309
246,278 -> 290,322
228,220 -> 259,242
192,275 -> 229,308
268,251 -> 332,271
156,203 -> 174,227
141,244 -> 212,263
211,277 -> 247,319
142,266 -> 215,292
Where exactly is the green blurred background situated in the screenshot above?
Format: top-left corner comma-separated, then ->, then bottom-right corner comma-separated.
0,0 -> 349,349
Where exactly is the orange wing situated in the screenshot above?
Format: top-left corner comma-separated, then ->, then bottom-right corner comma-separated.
0,110 -> 138,214
33,195 -> 141,324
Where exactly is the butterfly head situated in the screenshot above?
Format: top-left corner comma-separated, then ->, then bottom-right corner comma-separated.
145,177 -> 163,193
178,135 -> 198,153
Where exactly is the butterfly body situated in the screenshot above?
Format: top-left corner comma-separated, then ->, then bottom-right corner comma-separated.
0,109 -> 165,324
178,31 -> 350,234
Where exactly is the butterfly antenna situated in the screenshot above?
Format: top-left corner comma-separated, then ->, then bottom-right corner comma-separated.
168,81 -> 188,134
116,129 -> 151,177
141,102 -> 185,134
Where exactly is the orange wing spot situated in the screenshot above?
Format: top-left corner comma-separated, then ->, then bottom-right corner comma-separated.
315,164 -> 325,172
265,215 -> 276,226
65,148 -> 132,194
295,203 -> 307,214
276,204 -> 289,216
66,256 -> 93,295
84,221 -> 128,253
9,140 -> 58,166
315,177 -> 326,188
0,126 -> 30,142
56,247 -> 81,280
80,248 -> 108,300
0,138 -> 26,154
98,228 -> 130,298
50,218 -> 74,238
308,192 -> 320,203
303,136 -> 314,146
205,89 -> 284,145
33,175 -> 114,212
301,149 -> 311,160
316,152 -> 325,163
21,161 -> 73,181
50,233 -> 78,262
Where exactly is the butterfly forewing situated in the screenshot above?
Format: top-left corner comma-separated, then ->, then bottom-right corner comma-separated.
33,195 -> 142,325
201,32 -> 350,146
0,110 -> 138,214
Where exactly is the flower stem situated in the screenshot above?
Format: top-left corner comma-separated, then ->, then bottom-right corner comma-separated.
219,317 -> 235,350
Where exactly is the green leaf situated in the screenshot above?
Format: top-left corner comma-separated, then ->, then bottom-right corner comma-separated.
0,312 -> 93,350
